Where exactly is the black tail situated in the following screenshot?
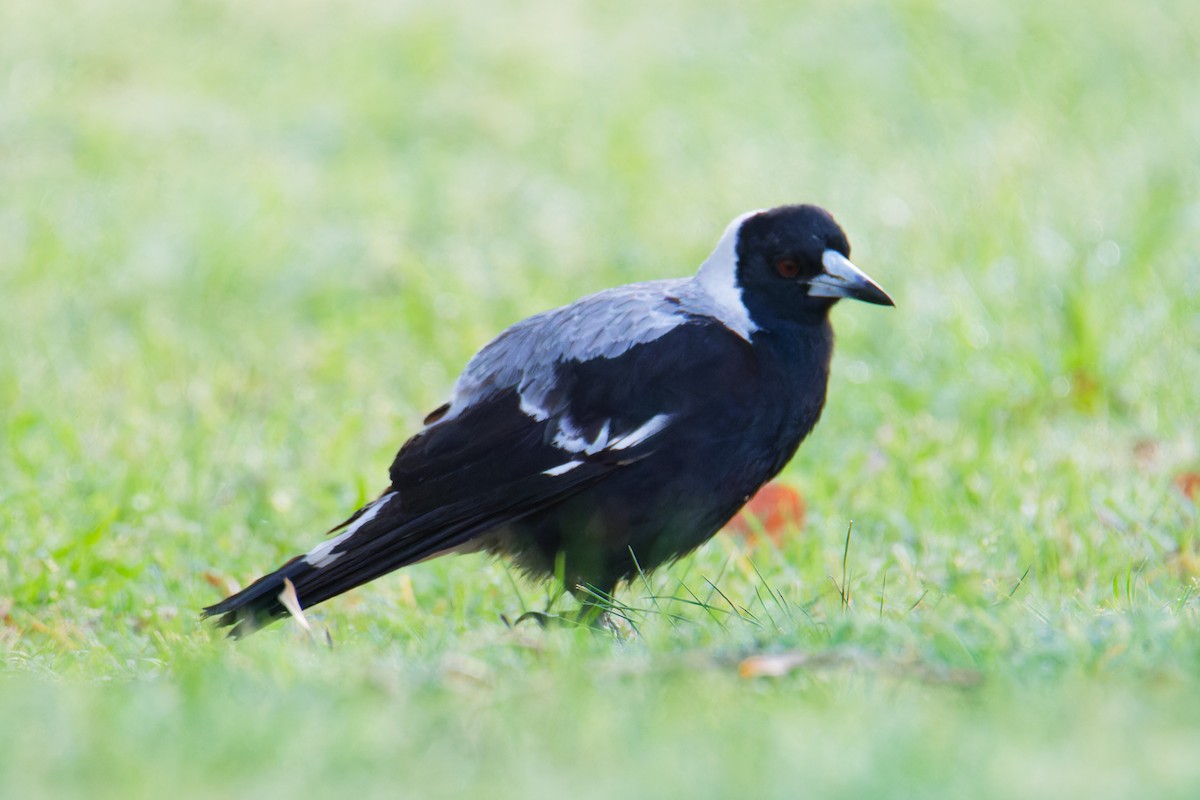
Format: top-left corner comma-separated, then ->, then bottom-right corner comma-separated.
200,497 -> 485,638
203,459 -> 619,638
201,557 -> 314,638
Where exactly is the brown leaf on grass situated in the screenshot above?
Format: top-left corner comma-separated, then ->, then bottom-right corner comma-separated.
202,571 -> 241,595
738,650 -> 829,678
1070,369 -> 1101,411
440,654 -> 493,690
738,648 -> 983,687
0,602 -> 16,646
725,482 -> 806,546
1132,438 -> 1159,469
1174,472 -> 1200,501
1165,545 -> 1200,578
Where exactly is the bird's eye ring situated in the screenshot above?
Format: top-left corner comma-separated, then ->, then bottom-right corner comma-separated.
775,258 -> 800,279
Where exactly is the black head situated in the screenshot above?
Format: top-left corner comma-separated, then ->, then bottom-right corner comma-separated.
730,204 -> 893,327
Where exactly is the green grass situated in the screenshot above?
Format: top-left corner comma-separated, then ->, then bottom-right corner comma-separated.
3,0 -> 1200,796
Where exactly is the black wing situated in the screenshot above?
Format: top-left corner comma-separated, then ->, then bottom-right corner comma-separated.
203,317 -> 756,636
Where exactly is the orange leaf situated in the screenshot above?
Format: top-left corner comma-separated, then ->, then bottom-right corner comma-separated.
1174,472 -> 1200,501
726,482 -> 806,546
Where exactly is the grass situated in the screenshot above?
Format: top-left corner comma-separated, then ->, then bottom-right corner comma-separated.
3,0 -> 1200,796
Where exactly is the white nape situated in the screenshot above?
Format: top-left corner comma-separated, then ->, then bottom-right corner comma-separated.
693,210 -> 763,342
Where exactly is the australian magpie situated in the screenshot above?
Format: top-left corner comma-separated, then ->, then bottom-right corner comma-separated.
203,204 -> 893,636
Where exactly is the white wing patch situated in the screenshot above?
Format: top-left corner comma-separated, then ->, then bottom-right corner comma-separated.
518,392 -> 551,422
553,418 -> 612,455
550,414 -> 672,457
542,460 -> 584,476
607,414 -> 672,450
305,491 -> 398,568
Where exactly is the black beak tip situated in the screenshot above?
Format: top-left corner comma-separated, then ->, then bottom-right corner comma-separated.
858,284 -> 895,308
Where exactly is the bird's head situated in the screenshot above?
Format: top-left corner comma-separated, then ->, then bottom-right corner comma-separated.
697,204 -> 893,332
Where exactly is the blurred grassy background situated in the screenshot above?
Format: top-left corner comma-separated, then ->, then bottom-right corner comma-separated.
2,0 -> 1199,797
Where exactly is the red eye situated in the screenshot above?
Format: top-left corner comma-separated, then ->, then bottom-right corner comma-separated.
775,258 -> 800,278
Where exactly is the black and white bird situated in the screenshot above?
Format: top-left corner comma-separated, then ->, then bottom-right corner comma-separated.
204,204 -> 893,636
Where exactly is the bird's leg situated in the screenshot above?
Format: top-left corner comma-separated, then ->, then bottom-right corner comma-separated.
512,610 -> 569,628
574,601 -> 637,640
510,587 -> 623,632
570,584 -> 637,639
510,581 -> 571,628
574,598 -> 610,627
